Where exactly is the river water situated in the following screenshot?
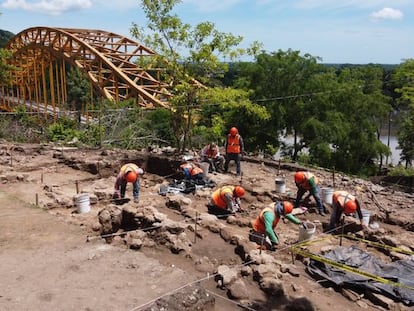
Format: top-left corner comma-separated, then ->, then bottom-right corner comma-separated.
379,135 -> 400,165
274,135 -> 401,166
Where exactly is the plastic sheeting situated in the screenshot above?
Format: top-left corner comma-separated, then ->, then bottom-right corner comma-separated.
307,245 -> 414,305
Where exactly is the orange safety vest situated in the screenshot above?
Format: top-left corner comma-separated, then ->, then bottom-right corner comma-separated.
252,205 -> 280,233
204,146 -> 218,158
180,162 -> 203,176
333,190 -> 355,209
226,134 -> 241,154
211,186 -> 235,209
298,172 -> 318,190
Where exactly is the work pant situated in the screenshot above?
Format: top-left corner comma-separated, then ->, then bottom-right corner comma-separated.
295,186 -> 325,213
202,156 -> 224,172
326,203 -> 344,233
224,153 -> 241,175
120,179 -> 140,200
207,203 -> 233,218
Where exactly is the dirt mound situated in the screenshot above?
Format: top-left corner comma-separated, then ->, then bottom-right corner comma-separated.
1,142 -> 413,310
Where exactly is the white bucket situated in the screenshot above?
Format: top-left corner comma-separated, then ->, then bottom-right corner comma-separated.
321,187 -> 334,205
76,193 -> 90,213
298,222 -> 316,242
275,178 -> 286,194
358,209 -> 371,226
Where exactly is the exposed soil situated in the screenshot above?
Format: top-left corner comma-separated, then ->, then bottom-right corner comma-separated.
0,141 -> 413,311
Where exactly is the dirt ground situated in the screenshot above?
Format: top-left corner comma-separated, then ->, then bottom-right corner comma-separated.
0,142 -> 413,311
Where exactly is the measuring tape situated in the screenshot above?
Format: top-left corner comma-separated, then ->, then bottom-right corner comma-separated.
291,241 -> 414,291
338,235 -> 414,256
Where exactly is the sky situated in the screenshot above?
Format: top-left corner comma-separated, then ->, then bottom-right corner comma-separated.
0,0 -> 413,64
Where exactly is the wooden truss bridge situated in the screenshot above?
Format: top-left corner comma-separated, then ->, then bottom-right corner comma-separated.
0,26 -> 171,118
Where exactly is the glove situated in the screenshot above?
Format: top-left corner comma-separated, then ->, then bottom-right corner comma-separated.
231,203 -> 240,213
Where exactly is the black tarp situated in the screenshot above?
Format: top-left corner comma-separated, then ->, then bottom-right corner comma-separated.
306,245 -> 414,305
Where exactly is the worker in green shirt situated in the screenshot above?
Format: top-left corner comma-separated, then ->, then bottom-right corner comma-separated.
250,201 -> 301,250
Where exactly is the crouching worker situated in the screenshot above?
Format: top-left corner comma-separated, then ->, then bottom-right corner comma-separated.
325,190 -> 365,233
250,201 -> 301,251
113,163 -> 144,203
207,185 -> 245,217
180,160 -> 204,184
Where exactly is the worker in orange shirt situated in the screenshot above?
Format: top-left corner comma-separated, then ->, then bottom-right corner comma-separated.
224,127 -> 244,176
207,185 -> 245,216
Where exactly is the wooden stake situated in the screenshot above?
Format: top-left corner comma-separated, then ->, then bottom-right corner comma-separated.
340,216 -> 345,246
194,211 -> 198,243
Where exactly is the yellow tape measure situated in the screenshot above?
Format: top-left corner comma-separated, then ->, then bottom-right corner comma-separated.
291,246 -> 414,291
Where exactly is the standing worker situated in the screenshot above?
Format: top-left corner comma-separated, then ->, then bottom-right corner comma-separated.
294,171 -> 327,216
326,190 -> 365,233
250,201 -> 301,250
201,142 -> 224,173
207,185 -> 245,216
224,127 -> 244,176
113,163 -> 144,203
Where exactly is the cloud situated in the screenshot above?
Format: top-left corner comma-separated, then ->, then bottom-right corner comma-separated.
370,7 -> 403,20
294,0 -> 409,10
1,0 -> 93,15
183,0 -> 241,12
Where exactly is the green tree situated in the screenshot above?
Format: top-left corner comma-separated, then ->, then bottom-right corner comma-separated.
66,67 -> 91,124
197,87 -> 270,149
130,0 -> 246,151
233,50 -> 325,157
393,59 -> 414,167
0,48 -> 15,85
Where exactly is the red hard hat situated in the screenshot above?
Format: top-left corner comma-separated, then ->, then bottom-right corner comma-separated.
294,171 -> 305,184
230,127 -> 238,136
344,200 -> 357,214
125,171 -> 137,183
234,186 -> 245,197
283,201 -> 294,215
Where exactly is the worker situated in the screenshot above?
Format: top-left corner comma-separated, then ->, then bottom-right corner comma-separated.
224,127 -> 244,176
113,163 -> 144,203
207,185 -> 245,216
326,190 -> 365,233
180,159 -> 204,183
250,201 -> 301,250
294,171 -> 327,216
201,142 -> 224,173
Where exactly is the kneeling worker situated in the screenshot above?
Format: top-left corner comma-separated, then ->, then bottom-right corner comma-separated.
250,201 -> 301,250
207,185 -> 245,216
